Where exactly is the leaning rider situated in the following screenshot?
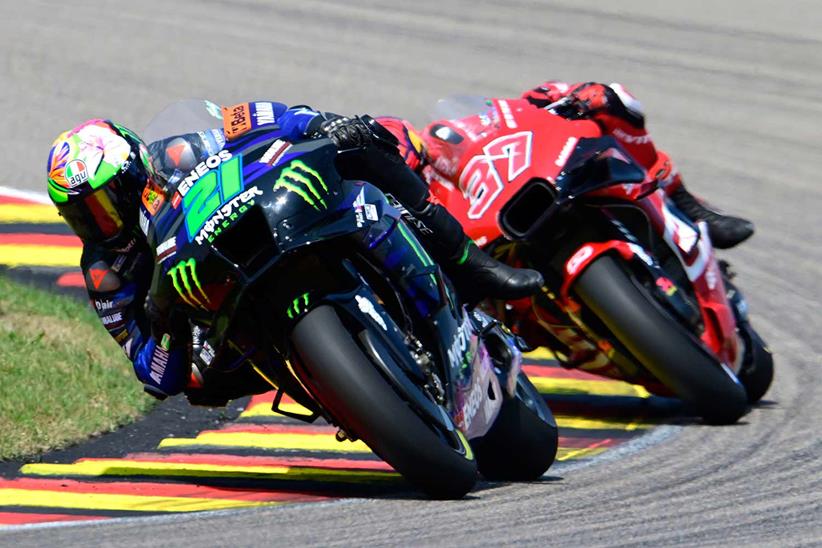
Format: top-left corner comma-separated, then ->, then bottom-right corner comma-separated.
46,107 -> 543,402
379,81 -> 754,249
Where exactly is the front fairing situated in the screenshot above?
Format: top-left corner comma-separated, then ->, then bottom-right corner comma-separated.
142,126 -> 398,358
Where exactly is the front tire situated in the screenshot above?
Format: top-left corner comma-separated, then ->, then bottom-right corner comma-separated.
471,373 -> 559,481
573,255 -> 748,425
291,305 -> 477,498
738,323 -> 774,403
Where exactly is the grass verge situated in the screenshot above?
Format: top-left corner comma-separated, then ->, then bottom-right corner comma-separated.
0,274 -> 154,460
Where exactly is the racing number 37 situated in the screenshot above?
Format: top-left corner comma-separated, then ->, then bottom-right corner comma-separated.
458,131 -> 533,220
183,155 -> 243,239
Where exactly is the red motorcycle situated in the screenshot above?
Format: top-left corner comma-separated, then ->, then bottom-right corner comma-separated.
422,96 -> 773,424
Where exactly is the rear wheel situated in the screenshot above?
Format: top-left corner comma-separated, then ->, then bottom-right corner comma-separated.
291,305 -> 477,499
573,255 -> 748,425
471,373 -> 559,481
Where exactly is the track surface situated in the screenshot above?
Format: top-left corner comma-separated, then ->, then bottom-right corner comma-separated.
2,0 -> 820,545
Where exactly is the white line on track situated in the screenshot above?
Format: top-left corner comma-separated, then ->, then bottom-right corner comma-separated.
0,498 -> 366,535
0,186 -> 50,204
551,424 -> 683,474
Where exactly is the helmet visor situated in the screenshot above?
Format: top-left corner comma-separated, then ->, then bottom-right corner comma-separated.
58,165 -> 144,243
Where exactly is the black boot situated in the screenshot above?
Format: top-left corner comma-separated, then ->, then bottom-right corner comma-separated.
325,115 -> 543,302
408,201 -> 544,303
449,239 -> 545,303
670,186 -> 754,249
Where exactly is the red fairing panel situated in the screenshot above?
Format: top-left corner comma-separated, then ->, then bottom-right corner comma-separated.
423,99 -> 600,245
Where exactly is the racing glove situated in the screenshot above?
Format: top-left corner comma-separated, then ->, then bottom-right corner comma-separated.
567,83 -> 645,128
317,115 -> 401,152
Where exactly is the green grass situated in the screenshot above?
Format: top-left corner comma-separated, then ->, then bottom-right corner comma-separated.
0,274 -> 154,460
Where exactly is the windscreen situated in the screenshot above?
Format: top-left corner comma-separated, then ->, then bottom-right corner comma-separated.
431,95 -> 494,121
142,99 -> 227,186
143,99 -> 224,144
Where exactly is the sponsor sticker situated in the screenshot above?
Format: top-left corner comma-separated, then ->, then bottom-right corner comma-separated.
252,102 -> 276,125
555,136 -> 578,167
447,315 -> 474,370
364,203 -> 379,221
194,186 -> 263,245
156,236 -> 177,262
498,100 -> 517,129
139,209 -> 150,236
141,181 -> 166,214
355,295 -> 387,331
177,150 -> 233,198
101,311 -> 124,327
613,127 -> 651,145
199,341 -> 215,365
353,187 -> 366,228
94,299 -> 114,311
566,245 -> 594,275
65,159 -> 89,187
222,103 -> 252,140
258,139 -> 291,166
352,188 -> 380,227
149,346 -> 170,384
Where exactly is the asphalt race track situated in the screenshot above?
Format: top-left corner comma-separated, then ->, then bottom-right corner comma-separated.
1,0 -> 820,545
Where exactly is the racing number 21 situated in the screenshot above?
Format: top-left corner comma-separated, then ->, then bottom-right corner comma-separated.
183,155 -> 243,239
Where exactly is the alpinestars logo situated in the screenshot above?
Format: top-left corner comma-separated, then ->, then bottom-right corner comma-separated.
168,258 -> 210,310
273,160 -> 328,210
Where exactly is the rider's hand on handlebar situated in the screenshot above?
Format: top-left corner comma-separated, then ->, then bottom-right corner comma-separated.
319,116 -> 373,150
568,82 -> 611,114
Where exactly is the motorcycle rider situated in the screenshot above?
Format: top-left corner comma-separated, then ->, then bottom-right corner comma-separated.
381,81 -> 755,249
46,105 -> 543,402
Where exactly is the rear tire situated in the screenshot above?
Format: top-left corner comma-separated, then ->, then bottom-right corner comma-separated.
291,305 -> 477,498
472,373 -> 559,481
574,255 -> 748,425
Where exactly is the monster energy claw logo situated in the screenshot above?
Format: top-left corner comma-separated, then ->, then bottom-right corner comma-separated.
168,258 -> 210,309
273,160 -> 329,210
286,292 -> 310,319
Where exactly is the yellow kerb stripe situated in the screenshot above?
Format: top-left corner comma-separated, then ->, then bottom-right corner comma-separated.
556,446 -> 609,461
0,245 -> 81,267
21,460 -> 399,483
523,347 -> 557,361
242,403 -> 648,431
244,379 -> 650,421
0,205 -> 63,224
159,432 -> 374,452
0,489 -> 279,513
555,415 -> 650,431
241,401 -> 314,418
529,376 -> 651,399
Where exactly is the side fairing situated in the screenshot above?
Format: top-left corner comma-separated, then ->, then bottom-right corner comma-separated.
422,99 -> 600,244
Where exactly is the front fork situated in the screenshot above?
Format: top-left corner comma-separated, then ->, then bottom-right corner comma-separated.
361,217 -> 512,438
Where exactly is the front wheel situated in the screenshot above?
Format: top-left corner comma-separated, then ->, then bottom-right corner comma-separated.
290,305 -> 477,499
471,373 -> 559,481
573,255 -> 748,425
738,323 -> 774,403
